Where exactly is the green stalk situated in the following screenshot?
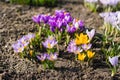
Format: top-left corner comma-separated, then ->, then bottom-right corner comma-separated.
111,66 -> 117,77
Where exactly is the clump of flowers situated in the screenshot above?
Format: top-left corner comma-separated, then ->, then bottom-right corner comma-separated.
67,29 -> 95,63
99,11 -> 120,30
99,11 -> 120,76
84,0 -> 99,12
99,0 -> 120,11
37,35 -> 58,69
32,10 -> 84,33
32,10 -> 84,45
99,11 -> 120,44
12,10 -> 85,69
12,33 -> 35,53
101,42 -> 120,76
84,0 -> 120,12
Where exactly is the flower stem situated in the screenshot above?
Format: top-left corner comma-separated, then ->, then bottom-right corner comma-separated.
111,66 -> 117,77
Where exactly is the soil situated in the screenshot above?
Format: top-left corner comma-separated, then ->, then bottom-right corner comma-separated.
0,0 -> 120,80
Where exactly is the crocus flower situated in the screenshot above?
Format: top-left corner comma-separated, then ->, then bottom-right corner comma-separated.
12,42 -> 24,53
12,33 -> 35,53
109,56 -> 118,66
18,36 -> 29,47
19,33 -> 35,45
32,15 -> 40,24
48,16 -> 57,26
79,20 -> 84,30
78,53 -> 86,61
64,12 -> 73,24
99,12 -> 120,30
99,12 -> 116,26
66,24 -> 76,33
42,14 -> 50,23
72,19 -> 84,30
47,53 -> 58,61
86,29 -> 95,41
87,50 -> 95,59
56,18 -> 63,29
32,14 -> 50,24
42,36 -> 58,49
75,33 -> 89,45
37,53 -> 47,62
73,19 -> 79,30
54,10 -> 73,27
67,40 -> 83,54
81,44 -> 92,51
25,33 -> 35,42
32,14 -> 44,24
55,10 -> 65,19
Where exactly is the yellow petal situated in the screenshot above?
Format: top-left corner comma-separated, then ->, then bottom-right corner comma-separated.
75,33 -> 89,45
87,51 -> 95,59
78,53 -> 86,61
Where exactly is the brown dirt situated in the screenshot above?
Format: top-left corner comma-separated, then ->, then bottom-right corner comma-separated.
0,0 -> 120,80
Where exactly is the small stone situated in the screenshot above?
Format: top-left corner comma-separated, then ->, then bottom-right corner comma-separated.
83,74 -> 87,79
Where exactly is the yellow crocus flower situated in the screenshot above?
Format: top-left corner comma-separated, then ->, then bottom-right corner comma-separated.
75,33 -> 89,45
87,50 -> 95,59
78,53 -> 86,61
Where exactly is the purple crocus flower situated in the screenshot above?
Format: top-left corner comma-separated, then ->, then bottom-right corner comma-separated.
81,44 -> 92,51
72,19 -> 84,31
32,15 -> 42,24
12,42 -> 24,53
48,16 -> 57,30
67,40 -> 83,54
86,29 -> 95,41
20,33 -> 35,45
25,33 -> 35,41
99,12 -> 120,30
64,12 -> 73,24
37,53 -> 47,61
73,19 -> 79,30
42,14 -> 50,23
12,39 -> 27,53
56,18 -> 63,29
55,10 -> 65,19
55,10 -> 73,26
50,26 -> 56,32
18,36 -> 29,46
99,12 -> 111,23
32,14 -> 50,24
99,12 -> 116,25
79,20 -> 84,30
66,24 -> 76,33
12,33 -> 35,53
109,56 -> 119,66
42,36 -> 58,49
47,53 -> 58,61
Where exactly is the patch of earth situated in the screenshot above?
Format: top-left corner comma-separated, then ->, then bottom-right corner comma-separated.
0,1 -> 119,80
